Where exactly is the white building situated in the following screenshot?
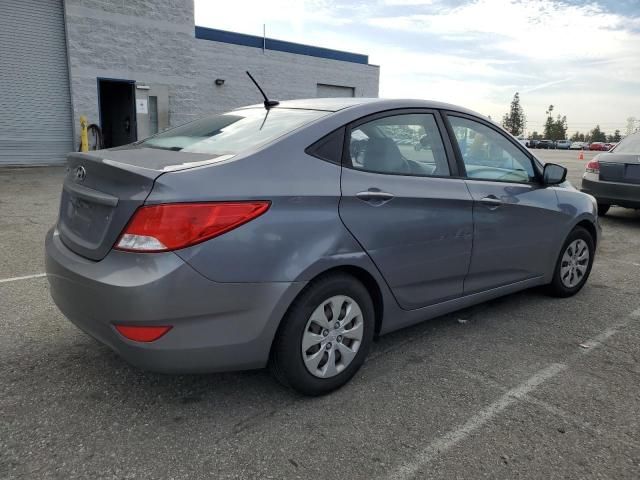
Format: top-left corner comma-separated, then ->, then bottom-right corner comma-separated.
1,0 -> 380,165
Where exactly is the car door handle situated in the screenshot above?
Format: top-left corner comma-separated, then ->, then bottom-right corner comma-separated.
479,195 -> 503,209
356,190 -> 395,204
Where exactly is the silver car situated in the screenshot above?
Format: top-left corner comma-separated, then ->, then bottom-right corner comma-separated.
45,98 -> 600,395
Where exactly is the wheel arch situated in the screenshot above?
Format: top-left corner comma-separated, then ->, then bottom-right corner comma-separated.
334,265 -> 385,337
306,265 -> 384,337
575,219 -> 598,248
276,264 -> 386,344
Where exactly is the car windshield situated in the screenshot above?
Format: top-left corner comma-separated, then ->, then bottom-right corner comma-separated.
140,108 -> 329,154
612,133 -> 640,154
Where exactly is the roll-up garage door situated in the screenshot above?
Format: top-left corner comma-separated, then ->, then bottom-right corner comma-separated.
317,84 -> 355,98
0,0 -> 73,165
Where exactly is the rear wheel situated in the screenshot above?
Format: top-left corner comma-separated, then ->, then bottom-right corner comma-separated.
270,273 -> 374,396
547,226 -> 595,297
597,203 -> 610,216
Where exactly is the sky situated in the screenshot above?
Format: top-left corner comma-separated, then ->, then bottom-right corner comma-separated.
195,0 -> 640,136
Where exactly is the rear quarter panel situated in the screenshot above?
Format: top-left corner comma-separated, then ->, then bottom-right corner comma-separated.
145,125 -> 373,284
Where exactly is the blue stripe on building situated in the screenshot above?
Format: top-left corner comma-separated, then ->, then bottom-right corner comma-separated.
195,26 -> 369,65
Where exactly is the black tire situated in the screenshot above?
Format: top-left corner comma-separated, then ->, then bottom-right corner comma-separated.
269,273 -> 375,396
546,226 -> 595,297
597,203 -> 610,216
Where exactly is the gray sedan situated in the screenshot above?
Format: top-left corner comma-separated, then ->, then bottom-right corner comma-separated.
581,131 -> 640,215
45,98 -> 600,395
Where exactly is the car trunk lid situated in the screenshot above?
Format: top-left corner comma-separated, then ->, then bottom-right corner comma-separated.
58,148 -> 223,260
598,153 -> 640,185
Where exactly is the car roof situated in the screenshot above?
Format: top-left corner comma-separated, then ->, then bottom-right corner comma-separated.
237,97 -> 483,116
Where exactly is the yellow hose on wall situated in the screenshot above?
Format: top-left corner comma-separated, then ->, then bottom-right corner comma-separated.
79,115 -> 89,152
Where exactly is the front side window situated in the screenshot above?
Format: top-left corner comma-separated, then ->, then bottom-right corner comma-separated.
348,113 -> 450,176
448,116 -> 536,183
140,108 -> 329,155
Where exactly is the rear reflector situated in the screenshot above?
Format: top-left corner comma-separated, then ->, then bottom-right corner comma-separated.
114,201 -> 270,252
115,325 -> 172,342
585,159 -> 600,174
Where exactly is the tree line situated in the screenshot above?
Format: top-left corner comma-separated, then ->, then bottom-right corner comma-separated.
568,127 -> 621,143
501,92 -> 633,143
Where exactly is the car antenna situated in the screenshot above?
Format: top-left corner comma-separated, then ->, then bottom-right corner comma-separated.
246,71 -> 279,109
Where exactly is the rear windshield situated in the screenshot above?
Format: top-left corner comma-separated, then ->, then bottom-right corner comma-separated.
612,133 -> 640,154
140,108 -> 329,155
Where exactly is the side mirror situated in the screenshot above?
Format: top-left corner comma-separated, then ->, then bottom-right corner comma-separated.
543,163 -> 567,185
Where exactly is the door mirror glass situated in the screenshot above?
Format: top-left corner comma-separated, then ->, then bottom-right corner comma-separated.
543,163 -> 567,185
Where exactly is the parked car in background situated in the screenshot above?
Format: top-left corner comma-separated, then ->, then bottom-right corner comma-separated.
538,139 -> 556,149
570,141 -> 588,150
604,143 -> 615,151
45,98 -> 600,395
529,139 -> 541,148
516,137 -> 529,148
590,142 -> 607,151
581,131 -> 640,215
556,140 -> 572,150
413,134 -> 431,151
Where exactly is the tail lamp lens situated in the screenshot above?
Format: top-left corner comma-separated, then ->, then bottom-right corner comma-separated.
115,201 -> 270,252
115,325 -> 172,342
585,159 -> 600,174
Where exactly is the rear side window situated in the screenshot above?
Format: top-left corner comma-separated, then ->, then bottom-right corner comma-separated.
612,133 -> 640,154
140,108 -> 329,155
347,113 -> 450,176
306,128 -> 344,164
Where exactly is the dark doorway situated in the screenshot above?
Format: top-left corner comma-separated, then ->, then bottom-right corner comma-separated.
98,79 -> 137,148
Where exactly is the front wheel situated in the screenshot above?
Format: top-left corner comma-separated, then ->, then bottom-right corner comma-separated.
546,226 -> 595,297
270,273 -> 375,396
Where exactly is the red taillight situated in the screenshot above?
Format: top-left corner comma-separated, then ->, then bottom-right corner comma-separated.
115,201 -> 270,252
115,325 -> 172,342
585,159 -> 600,174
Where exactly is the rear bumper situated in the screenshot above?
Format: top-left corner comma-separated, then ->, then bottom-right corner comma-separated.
581,175 -> 640,209
45,228 -> 305,373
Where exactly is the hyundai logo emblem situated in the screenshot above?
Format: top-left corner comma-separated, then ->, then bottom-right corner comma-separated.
74,166 -> 86,182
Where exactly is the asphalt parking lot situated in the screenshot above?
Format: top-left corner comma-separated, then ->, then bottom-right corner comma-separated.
1,150 -> 639,479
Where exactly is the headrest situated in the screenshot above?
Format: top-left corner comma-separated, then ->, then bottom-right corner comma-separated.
363,137 -> 405,174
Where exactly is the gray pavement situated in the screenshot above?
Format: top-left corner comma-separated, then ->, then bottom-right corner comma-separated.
1,150 -> 639,479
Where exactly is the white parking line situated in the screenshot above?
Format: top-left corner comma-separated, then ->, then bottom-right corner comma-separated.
385,309 -> 639,480
385,363 -> 567,480
0,273 -> 47,284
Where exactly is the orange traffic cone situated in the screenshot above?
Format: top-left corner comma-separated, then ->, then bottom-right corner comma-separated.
578,151 -> 584,160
